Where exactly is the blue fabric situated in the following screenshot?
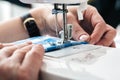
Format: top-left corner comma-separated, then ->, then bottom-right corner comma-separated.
14,36 -> 88,52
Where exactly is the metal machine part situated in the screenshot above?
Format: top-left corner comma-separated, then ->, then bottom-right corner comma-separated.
20,0 -> 88,43
18,1 -> 120,80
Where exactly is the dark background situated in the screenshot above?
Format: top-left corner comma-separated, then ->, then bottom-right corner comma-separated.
4,0 -> 120,28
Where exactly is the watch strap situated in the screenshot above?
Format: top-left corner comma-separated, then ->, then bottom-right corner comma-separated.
21,13 -> 41,37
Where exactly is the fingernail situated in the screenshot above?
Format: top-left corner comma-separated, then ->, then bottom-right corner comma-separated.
79,35 -> 89,42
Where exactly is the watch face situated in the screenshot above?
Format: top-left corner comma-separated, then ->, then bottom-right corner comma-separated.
20,0 -> 87,4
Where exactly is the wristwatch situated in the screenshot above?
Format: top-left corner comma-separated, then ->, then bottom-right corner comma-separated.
21,13 -> 41,37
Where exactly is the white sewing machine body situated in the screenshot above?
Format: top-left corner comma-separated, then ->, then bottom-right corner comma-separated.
14,36 -> 120,80
42,45 -> 120,80
20,0 -> 87,4
18,0 -> 120,80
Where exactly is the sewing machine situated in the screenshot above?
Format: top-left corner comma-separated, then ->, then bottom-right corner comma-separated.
18,0 -> 120,80
20,0 -> 88,43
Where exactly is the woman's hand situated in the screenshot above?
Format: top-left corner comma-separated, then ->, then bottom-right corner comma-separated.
31,5 -> 116,47
0,42 -> 44,80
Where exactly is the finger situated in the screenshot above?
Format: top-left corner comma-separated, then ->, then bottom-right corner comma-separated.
22,44 -> 44,73
110,41 -> 116,47
0,43 -> 14,49
14,41 -> 32,49
0,55 -> 4,61
0,42 -> 32,58
84,5 -> 107,44
66,13 -> 90,42
90,23 -> 107,44
0,46 -> 18,60
72,21 -> 90,42
10,44 -> 33,63
0,43 -> 3,49
95,25 -> 116,47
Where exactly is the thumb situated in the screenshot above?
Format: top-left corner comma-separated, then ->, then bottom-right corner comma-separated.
72,22 -> 90,42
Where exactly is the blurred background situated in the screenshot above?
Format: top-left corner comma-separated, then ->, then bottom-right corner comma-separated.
0,0 -> 119,27
0,0 -> 31,21
0,0 -> 120,46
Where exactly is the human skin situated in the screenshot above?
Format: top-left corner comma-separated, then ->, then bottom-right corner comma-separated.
0,42 -> 44,80
0,5 -> 116,47
0,4 -> 117,80
31,5 -> 116,47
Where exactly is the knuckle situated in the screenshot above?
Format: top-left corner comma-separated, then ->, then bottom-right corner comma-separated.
37,44 -> 44,51
0,55 -> 3,60
18,69 -> 30,80
88,5 -> 97,12
32,44 -> 44,56
1,47 -> 12,53
111,28 -> 117,36
107,25 -> 117,36
91,7 -> 97,12
0,63 -> 5,72
31,49 -> 41,57
14,49 -> 27,54
0,43 -> 3,49
0,60 -> 11,72
67,13 -> 75,21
